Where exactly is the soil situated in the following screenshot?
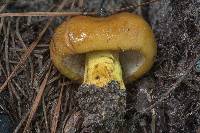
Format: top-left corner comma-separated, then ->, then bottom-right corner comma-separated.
0,0 -> 200,133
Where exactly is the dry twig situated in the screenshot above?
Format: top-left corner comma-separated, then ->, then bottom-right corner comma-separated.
42,97 -> 50,132
0,11 -> 95,17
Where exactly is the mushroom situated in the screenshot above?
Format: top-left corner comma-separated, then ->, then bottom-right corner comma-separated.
50,12 -> 157,89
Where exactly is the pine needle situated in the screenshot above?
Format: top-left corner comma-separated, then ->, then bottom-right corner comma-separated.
0,0 -> 69,93
23,65 -> 51,133
0,11 -> 95,17
51,84 -> 64,133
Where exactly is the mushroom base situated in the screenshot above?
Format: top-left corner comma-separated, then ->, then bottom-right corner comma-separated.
84,51 -> 125,89
76,81 -> 126,132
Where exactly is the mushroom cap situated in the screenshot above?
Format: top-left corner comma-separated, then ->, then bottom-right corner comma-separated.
50,12 -> 157,83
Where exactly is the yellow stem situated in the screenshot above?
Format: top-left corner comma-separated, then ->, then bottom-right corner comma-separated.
84,51 -> 125,89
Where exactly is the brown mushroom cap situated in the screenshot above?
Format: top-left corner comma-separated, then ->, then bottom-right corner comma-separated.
50,12 -> 157,82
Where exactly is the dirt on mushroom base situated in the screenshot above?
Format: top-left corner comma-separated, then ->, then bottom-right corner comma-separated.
76,81 -> 126,132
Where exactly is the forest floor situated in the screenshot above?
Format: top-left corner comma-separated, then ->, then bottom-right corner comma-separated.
0,0 -> 200,133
